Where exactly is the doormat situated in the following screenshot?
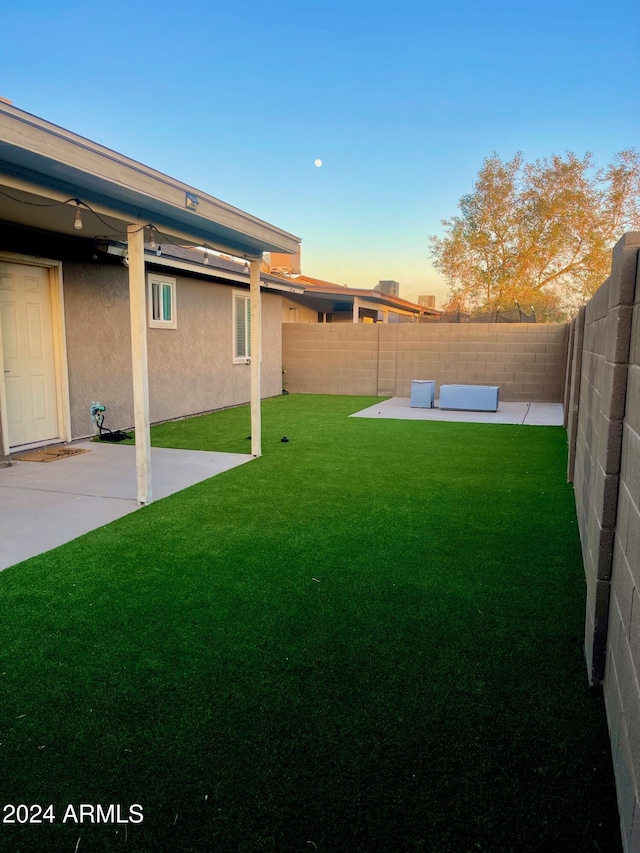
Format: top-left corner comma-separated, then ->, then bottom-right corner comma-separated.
12,446 -> 91,463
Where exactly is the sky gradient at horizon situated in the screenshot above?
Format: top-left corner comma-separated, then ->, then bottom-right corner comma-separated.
2,0 -> 639,306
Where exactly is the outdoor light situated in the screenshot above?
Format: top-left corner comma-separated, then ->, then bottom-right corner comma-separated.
149,229 -> 156,250
156,244 -> 162,257
204,248 -> 209,265
74,202 -> 83,230
185,192 -> 199,210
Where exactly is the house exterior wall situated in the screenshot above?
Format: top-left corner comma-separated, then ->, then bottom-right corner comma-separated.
282,322 -> 567,401
282,296 -> 319,324
62,261 -> 283,437
330,311 -> 359,323
565,232 -> 640,851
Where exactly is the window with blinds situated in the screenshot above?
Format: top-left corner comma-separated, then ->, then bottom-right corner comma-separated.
233,292 -> 251,362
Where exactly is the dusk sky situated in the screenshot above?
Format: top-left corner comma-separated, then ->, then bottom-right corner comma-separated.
3,0 -> 639,306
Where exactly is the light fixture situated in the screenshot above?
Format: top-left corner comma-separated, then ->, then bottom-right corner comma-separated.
156,244 -> 162,257
185,192 -> 199,210
96,241 -> 127,258
74,202 -> 83,230
149,228 -> 156,250
203,248 -> 210,265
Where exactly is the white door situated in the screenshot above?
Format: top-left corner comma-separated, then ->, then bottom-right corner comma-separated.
0,262 -> 59,447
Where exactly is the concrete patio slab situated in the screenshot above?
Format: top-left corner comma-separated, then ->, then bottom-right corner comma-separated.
351,397 -> 564,426
0,442 -> 252,571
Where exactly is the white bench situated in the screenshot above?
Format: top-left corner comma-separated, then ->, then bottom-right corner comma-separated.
439,385 -> 499,412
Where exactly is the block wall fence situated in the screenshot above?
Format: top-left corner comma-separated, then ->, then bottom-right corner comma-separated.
282,322 -> 568,402
565,232 -> 640,851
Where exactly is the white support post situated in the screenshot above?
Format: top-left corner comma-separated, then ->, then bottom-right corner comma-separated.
353,296 -> 360,323
127,224 -> 153,505
250,257 -> 262,458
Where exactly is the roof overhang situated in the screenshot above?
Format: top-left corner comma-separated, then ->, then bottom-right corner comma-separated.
0,103 -> 301,258
147,253 -> 306,294
90,238 -> 306,294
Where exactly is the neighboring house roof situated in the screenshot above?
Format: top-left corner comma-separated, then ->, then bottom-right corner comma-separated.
286,274 -> 440,316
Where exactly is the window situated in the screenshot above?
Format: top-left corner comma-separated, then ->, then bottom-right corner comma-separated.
233,292 -> 251,362
148,274 -> 177,329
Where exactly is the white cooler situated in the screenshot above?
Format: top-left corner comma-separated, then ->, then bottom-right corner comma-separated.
410,380 -> 435,408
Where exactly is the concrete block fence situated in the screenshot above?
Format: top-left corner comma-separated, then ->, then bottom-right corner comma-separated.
282,322 -> 568,402
565,233 -> 640,851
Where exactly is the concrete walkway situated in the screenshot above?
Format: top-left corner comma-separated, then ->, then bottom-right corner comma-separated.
351,398 -> 564,426
0,442 -> 252,571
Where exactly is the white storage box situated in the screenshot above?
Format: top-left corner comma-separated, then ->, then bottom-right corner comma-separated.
439,385 -> 499,412
410,380 -> 435,408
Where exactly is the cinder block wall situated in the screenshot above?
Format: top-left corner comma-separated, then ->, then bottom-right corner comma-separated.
283,322 -> 568,402
283,324 -> 380,396
566,232 -> 640,850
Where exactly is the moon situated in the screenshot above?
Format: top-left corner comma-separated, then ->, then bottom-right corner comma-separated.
314,159 -> 323,167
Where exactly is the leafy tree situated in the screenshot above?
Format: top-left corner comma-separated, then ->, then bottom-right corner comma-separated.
430,150 -> 640,319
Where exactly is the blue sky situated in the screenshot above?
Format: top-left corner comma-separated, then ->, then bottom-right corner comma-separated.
2,0 -> 639,305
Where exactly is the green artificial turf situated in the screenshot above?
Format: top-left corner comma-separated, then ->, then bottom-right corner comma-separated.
0,395 -> 621,852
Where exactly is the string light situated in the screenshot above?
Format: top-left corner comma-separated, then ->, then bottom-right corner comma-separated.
73,201 -> 83,230
0,190 -> 242,265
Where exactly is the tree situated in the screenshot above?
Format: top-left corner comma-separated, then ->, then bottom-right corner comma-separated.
429,150 -> 640,319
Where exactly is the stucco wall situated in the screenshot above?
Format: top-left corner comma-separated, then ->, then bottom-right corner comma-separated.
63,261 -> 283,437
566,232 -> 640,851
282,322 -> 568,402
282,296 -> 319,324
